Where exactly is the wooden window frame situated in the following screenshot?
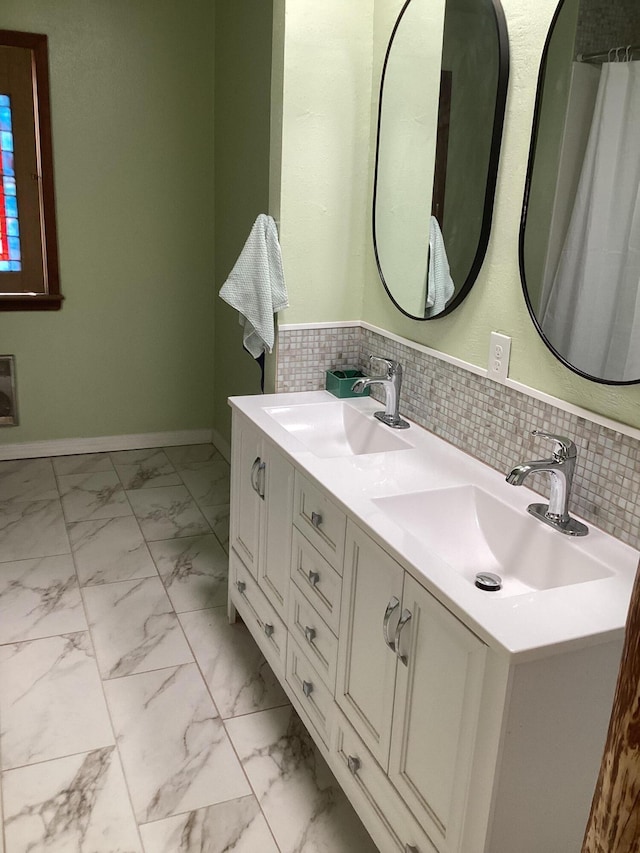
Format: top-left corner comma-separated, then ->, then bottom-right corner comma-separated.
0,30 -> 61,311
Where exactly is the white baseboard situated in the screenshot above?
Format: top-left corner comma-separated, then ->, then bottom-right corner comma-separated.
0,429 -> 215,461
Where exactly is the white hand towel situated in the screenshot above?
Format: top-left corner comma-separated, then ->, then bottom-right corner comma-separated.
219,214 -> 288,358
425,216 -> 455,316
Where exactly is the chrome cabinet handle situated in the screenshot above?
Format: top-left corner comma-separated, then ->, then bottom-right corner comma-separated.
383,596 -> 400,654
308,571 -> 320,587
302,680 -> 313,697
264,623 -> 274,638
304,626 -> 316,643
347,755 -> 361,775
394,608 -> 412,666
257,461 -> 266,500
311,511 -> 322,528
236,580 -> 246,594
250,457 -> 261,494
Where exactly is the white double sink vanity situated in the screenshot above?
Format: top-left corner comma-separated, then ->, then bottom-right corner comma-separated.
227,390 -> 638,853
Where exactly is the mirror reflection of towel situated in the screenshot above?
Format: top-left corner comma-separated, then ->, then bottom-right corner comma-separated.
219,214 -> 288,358
425,216 -> 455,316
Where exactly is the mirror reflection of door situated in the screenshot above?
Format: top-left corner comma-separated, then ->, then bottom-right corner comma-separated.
373,0 -> 509,321
521,0 -> 640,384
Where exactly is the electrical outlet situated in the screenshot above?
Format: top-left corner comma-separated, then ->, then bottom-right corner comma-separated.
488,332 -> 511,384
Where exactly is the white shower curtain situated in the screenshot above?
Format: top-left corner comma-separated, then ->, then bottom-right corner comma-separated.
540,60 -> 640,381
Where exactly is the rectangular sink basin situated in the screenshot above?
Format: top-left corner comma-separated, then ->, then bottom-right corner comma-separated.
373,485 -> 612,596
264,401 -> 413,458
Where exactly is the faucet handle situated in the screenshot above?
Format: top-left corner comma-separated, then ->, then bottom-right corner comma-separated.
531,430 -> 577,460
368,354 -> 401,377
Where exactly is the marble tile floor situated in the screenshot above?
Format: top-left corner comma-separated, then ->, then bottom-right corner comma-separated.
0,446 -> 379,853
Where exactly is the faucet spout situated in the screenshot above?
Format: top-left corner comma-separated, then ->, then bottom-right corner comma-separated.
506,431 -> 588,536
351,355 -> 410,430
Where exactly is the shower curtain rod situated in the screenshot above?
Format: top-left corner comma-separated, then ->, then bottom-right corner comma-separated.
578,44 -> 640,63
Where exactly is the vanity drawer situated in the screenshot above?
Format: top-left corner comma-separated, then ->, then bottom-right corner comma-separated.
230,549 -> 287,674
286,637 -> 335,748
332,709 -> 439,853
291,528 -> 342,635
293,471 -> 346,572
288,582 -> 338,692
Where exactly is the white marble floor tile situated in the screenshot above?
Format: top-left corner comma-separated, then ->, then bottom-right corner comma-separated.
164,444 -> 223,466
127,486 -> 210,542
104,664 -> 250,823
69,516 -> 157,586
0,458 -> 58,503
139,796 -> 278,853
82,577 -> 193,679
149,534 -> 228,613
178,461 -> 230,508
0,499 -> 70,563
58,471 -> 132,523
0,554 -> 86,644
52,453 -> 115,476
0,632 -> 114,770
200,505 -> 230,552
180,607 -> 288,719
111,449 -> 182,491
2,746 -> 142,853
226,706 -> 378,853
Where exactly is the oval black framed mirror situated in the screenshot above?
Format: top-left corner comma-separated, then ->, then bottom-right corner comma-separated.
373,0 -> 509,321
520,0 -> 640,385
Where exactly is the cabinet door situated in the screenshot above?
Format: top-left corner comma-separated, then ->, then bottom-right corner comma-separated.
230,414 -> 264,578
259,440 -> 294,618
336,522 -> 404,771
389,574 -> 487,853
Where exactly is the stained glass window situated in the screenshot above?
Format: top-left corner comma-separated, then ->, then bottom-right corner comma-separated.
0,94 -> 21,273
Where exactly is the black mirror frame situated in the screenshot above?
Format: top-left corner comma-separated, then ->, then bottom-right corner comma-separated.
518,0 -> 639,386
372,0 -> 510,322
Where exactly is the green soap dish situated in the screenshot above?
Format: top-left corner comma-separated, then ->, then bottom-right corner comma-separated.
325,369 -> 369,398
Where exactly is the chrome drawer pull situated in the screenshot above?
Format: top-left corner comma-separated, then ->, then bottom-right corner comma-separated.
264,623 -> 274,638
250,457 -> 261,494
311,511 -> 322,528
347,755 -> 361,775
236,581 -> 246,594
257,461 -> 266,500
395,608 -> 413,666
304,626 -> 316,643
308,570 -> 320,587
302,680 -> 313,697
383,596 -> 400,654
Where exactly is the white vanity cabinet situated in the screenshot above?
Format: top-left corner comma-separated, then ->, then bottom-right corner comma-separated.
228,397 -> 627,853
337,522 -> 488,853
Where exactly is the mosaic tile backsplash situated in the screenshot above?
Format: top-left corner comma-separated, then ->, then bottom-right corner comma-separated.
277,324 -> 640,552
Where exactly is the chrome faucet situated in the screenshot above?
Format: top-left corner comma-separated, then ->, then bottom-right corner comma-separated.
351,355 -> 410,430
506,430 -> 588,536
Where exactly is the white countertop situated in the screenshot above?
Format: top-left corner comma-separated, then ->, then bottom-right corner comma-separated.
230,391 -> 639,662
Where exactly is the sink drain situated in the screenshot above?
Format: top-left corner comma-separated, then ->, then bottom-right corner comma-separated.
475,572 -> 502,591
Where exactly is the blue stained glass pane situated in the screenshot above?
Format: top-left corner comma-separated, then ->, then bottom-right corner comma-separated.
8,237 -> 20,261
0,261 -> 10,272
9,261 -> 21,271
0,107 -> 11,133
0,131 -> 13,152
1,151 -> 14,176
5,196 -> 17,218
0,95 -> 9,107
7,218 -> 19,237
3,177 -> 16,196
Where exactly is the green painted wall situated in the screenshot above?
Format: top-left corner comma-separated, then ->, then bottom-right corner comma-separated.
212,0 -> 272,445
282,0 -> 640,427
0,0 -> 216,445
